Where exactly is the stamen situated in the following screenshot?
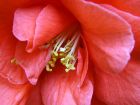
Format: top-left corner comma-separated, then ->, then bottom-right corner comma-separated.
46,65 -> 52,71
46,29 -> 80,72
60,33 -> 80,72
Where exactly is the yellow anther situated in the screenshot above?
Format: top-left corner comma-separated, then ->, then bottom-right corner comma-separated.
50,63 -> 55,68
65,64 -> 75,72
46,65 -> 52,72
48,61 -> 53,65
65,47 -> 71,51
59,52 -> 66,58
52,57 -> 57,62
66,64 -> 75,70
48,61 -> 55,68
65,69 -> 70,72
52,51 -> 58,57
60,54 -> 75,69
61,58 -> 68,65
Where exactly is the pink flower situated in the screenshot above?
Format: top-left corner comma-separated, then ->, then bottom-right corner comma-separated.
0,0 -> 140,105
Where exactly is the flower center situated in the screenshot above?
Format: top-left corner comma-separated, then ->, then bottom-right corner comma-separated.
46,29 -> 80,72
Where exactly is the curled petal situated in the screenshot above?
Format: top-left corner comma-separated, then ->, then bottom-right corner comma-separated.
61,0 -> 134,73
33,4 -> 75,49
13,7 -> 42,51
102,4 -> 140,60
13,4 -> 75,52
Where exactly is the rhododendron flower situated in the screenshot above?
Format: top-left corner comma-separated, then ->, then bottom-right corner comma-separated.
0,0 -> 140,105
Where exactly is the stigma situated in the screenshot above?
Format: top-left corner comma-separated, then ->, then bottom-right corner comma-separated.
46,29 -> 80,72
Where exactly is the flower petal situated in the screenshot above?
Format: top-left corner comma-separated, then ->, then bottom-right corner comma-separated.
15,42 -> 50,85
91,0 -> 140,16
0,76 -> 31,105
77,37 -> 89,85
102,4 -> 140,60
41,66 -> 93,105
61,0 -> 134,73
92,98 -> 107,105
110,0 -> 140,16
94,60 -> 140,105
33,4 -> 75,49
13,7 -> 42,51
0,25 -> 27,84
26,79 -> 43,105
13,4 -> 75,52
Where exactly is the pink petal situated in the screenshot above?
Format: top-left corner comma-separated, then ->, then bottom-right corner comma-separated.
102,4 -> 140,60
33,4 -> 75,49
0,76 -> 31,105
94,60 -> 140,105
41,66 -> 93,105
77,37 -> 89,85
0,27 -> 27,84
110,0 -> 140,16
15,42 -> 50,85
13,7 -> 42,51
61,0 -> 134,73
13,4 -> 75,52
91,0 -> 140,16
26,79 -> 43,105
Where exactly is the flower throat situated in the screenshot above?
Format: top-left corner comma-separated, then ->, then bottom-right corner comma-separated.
46,28 -> 80,72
